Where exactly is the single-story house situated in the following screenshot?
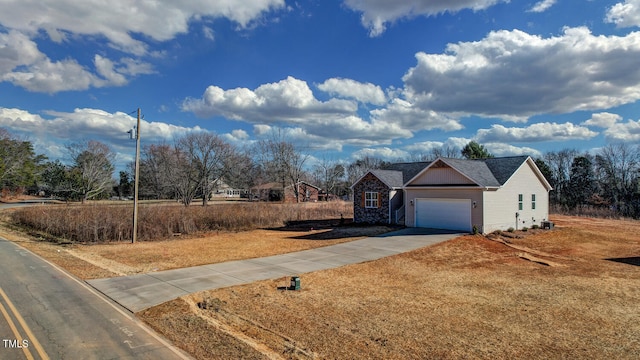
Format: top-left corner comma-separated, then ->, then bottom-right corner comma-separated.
251,181 -> 322,203
352,156 -> 552,233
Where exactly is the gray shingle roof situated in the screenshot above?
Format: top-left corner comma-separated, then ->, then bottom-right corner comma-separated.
356,156 -> 532,188
431,156 -> 531,187
483,156 -> 529,185
369,169 -> 404,188
438,158 -> 500,187
382,161 -> 431,184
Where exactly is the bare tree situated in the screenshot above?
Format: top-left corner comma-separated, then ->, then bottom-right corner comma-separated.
255,129 -> 309,202
224,146 -> 259,191
594,143 -> 640,216
164,144 -> 200,206
139,143 -> 175,199
312,157 -> 345,196
408,145 -> 461,161
346,156 -> 385,186
176,132 -> 233,206
67,140 -> 115,203
544,148 -> 579,206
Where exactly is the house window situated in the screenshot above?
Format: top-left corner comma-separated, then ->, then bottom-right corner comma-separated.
531,194 -> 536,210
365,192 -> 379,208
518,194 -> 523,210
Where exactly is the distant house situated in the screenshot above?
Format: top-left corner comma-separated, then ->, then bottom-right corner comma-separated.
211,178 -> 247,198
251,182 -> 283,202
250,181 -> 322,203
351,156 -> 552,233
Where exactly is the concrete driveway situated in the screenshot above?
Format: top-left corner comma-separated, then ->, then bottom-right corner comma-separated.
88,228 -> 462,313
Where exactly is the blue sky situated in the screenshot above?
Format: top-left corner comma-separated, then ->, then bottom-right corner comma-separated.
2,0 -> 640,170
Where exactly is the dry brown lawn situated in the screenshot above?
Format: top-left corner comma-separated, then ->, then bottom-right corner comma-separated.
2,209 -> 640,359
138,215 -> 640,359
0,209 -> 394,279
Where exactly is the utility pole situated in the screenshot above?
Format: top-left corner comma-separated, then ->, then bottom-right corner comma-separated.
132,108 -> 141,244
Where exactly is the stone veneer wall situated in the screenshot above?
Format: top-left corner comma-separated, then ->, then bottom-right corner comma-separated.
353,173 -> 390,224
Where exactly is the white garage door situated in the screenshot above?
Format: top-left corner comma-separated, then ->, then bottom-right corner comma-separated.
415,198 -> 472,231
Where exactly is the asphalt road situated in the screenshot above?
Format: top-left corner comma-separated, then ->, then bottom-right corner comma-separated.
0,236 -> 191,360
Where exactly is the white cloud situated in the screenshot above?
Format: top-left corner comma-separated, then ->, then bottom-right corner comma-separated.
485,143 -> 542,157
203,26 -> 216,41
0,31 -> 154,93
0,107 -> 202,163
317,78 -> 386,105
475,122 -> 598,143
0,0 -> 286,56
528,0 -> 556,13
603,119 -> 640,142
343,0 -> 507,37
404,140 -> 445,153
0,31 -> 42,74
352,147 -> 410,161
403,27 -> 640,121
251,124 -> 346,151
578,111 -> 640,142
94,55 -> 128,86
403,137 -> 540,158
222,129 -> 253,146
370,98 -> 463,131
183,76 -> 414,146
439,137 -> 472,150
183,76 -> 356,121
231,129 -> 250,140
581,112 -> 622,128
606,0 -> 640,28
404,138 -> 467,153
0,1 -> 280,92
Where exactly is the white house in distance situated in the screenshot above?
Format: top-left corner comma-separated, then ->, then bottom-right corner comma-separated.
352,156 -> 553,233
211,178 -> 247,198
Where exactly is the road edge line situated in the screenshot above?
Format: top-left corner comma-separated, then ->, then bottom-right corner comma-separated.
0,286 -> 47,360
1,238 -> 193,360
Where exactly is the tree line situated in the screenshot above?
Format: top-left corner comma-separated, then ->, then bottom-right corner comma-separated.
538,144 -> 640,218
2,127 -> 639,218
0,128 -> 321,205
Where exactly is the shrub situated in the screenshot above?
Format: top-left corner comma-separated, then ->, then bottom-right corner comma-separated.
507,227 -> 515,233
10,201 -> 353,243
522,227 -> 528,232
532,224 -> 539,230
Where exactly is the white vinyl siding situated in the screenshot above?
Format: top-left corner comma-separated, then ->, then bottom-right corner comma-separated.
411,166 -> 475,185
483,162 -> 549,233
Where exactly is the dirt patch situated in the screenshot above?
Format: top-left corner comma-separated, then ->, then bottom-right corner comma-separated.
139,215 -> 640,359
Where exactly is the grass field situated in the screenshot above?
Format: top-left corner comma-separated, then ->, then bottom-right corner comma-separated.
138,215 -> 640,359
8,201 -> 354,242
1,207 -> 639,359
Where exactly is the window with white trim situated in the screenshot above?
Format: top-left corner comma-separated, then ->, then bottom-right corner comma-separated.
365,192 -> 379,208
531,194 -> 536,210
518,194 -> 523,210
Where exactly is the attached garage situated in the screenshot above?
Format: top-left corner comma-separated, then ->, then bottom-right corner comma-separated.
353,156 -> 552,234
415,198 -> 472,232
